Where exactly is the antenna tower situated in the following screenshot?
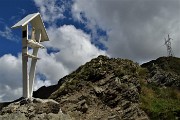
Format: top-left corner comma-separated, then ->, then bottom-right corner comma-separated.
164,34 -> 174,57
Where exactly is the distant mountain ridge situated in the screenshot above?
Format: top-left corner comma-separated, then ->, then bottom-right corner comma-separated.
142,56 -> 180,88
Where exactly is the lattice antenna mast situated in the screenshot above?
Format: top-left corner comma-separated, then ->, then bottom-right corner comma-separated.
164,34 -> 174,57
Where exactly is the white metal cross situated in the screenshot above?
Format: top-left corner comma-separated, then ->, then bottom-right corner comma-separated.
12,13 -> 49,98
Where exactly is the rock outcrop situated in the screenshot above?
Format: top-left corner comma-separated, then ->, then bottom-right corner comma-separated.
142,57 -> 180,88
0,98 -> 72,120
35,55 -> 149,120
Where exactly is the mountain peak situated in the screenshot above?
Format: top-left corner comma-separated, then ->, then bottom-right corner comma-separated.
34,55 -> 148,119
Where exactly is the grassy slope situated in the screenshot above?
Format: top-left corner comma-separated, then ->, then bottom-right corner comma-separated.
140,82 -> 180,119
140,57 -> 180,119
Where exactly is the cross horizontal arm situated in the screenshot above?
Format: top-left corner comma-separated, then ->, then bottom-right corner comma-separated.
27,40 -> 44,49
23,53 -> 40,60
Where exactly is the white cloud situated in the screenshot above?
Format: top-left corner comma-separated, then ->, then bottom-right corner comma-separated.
0,50 -> 67,101
33,78 -> 51,91
36,49 -> 69,84
33,0 -> 107,71
72,0 -> 180,63
0,26 -> 19,42
45,25 -> 106,72
0,54 -> 22,88
0,54 -> 22,101
33,0 -> 66,23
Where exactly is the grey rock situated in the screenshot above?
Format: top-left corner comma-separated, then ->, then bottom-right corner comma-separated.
0,98 -> 72,120
108,115 -> 121,120
76,99 -> 88,113
0,112 -> 27,120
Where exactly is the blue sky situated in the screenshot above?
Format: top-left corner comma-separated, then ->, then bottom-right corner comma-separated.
0,0 -> 37,56
0,0 -> 179,101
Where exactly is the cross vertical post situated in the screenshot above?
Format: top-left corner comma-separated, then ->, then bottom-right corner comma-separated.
22,25 -> 29,98
29,30 -> 41,97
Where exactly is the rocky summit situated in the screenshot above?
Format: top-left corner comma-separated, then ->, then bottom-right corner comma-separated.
34,55 -> 149,120
1,55 -> 180,120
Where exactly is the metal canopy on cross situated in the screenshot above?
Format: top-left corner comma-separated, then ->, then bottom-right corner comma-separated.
11,13 -> 49,98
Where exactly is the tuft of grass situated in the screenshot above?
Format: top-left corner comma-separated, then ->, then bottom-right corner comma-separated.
137,68 -> 149,78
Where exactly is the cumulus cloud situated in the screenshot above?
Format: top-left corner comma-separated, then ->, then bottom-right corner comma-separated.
46,25 -> 106,72
33,0 -> 67,23
0,53 -> 48,101
72,0 -> 180,63
0,26 -> 19,42
0,54 -> 22,101
0,49 -> 67,101
36,49 -> 69,84
33,78 -> 51,91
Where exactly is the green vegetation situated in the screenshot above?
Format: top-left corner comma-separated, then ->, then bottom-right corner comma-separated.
140,83 -> 180,119
50,79 -> 80,99
137,67 -> 149,78
139,56 -> 180,119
